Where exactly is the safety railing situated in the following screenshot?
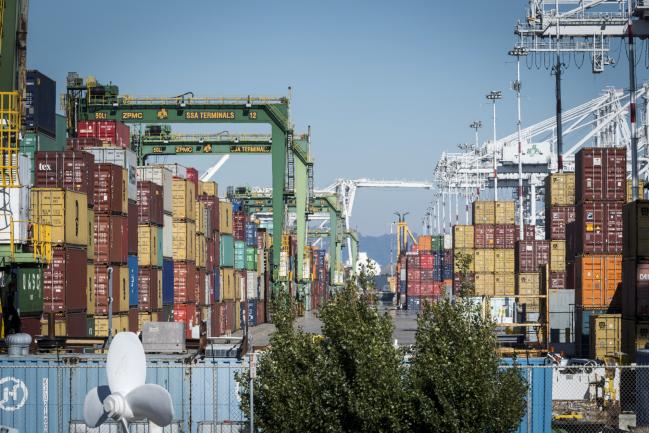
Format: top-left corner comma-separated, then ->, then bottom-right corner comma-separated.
86,95 -> 288,107
0,92 -> 21,188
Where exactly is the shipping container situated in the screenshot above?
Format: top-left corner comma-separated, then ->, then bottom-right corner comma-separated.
219,200 -> 233,234
474,272 -> 495,297
163,213 -> 173,258
195,234 -> 207,268
544,172 -> 575,207
627,179 -> 646,203
25,70 -> 56,137
172,220 -> 196,261
94,265 -> 129,314
515,240 -> 549,273
198,194 -> 219,236
15,267 -> 43,315
67,136 -> 102,150
589,313 -> 621,360
65,311 -> 87,337
575,254 -> 622,309
453,225 -> 474,249
233,211 -> 246,240
137,165 -> 173,213
128,255 -> 138,307
199,180 -> 218,196
622,258 -> 649,319
77,120 -> 130,148
494,249 -> 515,274
34,151 -> 95,205
495,201 -> 515,224
174,303 -> 197,338
139,267 -> 161,310
474,224 -> 496,249
83,147 -> 137,201
494,272 -> 515,296
137,180 -> 164,226
549,240 -> 566,272
173,261 -> 196,303
452,248 -> 474,273
221,234 -> 235,267
0,155 -> 31,243
86,263 -> 95,315
574,201 -> 623,254
517,273 -> 542,312
549,289 -> 575,344
576,147 -> 627,203
43,246 -> 87,312
622,319 -> 649,361
623,200 -> 649,259
162,258 -> 174,305
127,200 -> 137,254
221,268 -> 235,301
494,224 -> 517,249
545,205 -> 576,240
138,224 -> 162,267
472,200 -> 496,225
86,208 -> 94,260
94,214 -> 128,264
30,188 -> 89,246
172,179 -> 196,221
474,249 -> 495,273
94,163 -> 127,214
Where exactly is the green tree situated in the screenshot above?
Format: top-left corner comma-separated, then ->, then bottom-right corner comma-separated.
405,297 -> 527,433
454,250 -> 475,297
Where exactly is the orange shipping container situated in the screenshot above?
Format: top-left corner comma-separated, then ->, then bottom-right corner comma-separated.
575,254 -> 622,309
418,235 -> 432,252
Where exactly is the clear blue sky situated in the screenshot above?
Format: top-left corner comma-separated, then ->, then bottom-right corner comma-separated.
27,0 -> 649,235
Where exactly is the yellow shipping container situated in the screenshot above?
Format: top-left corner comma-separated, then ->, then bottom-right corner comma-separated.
517,273 -> 541,311
172,179 -> 196,221
94,314 -> 129,337
40,317 -> 66,337
219,200 -> 233,234
87,263 -> 95,315
627,179 -> 645,203
494,273 -> 516,296
544,172 -> 575,207
453,248 -> 474,273
590,314 -> 621,360
235,300 -> 241,331
87,209 -> 94,260
138,225 -> 159,267
199,181 -> 218,196
474,272 -> 495,297
494,249 -> 515,274
472,201 -> 495,225
495,201 -> 515,224
453,225 -> 474,249
195,234 -> 206,268
151,311 -> 159,322
138,312 -> 151,330
172,221 -> 196,261
474,249 -> 496,273
195,201 -> 206,234
550,240 -> 566,272
112,266 -> 130,313
30,188 -> 89,246
221,267 -> 235,301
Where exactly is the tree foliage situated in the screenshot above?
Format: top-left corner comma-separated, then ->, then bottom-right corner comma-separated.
238,280 -> 527,433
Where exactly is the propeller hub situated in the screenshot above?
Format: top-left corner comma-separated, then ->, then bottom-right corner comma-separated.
103,393 -> 126,417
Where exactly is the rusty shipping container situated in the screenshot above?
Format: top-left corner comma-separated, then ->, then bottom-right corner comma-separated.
67,137 -> 102,150
515,240 -> 550,273
174,261 -> 197,303
94,265 -> 129,314
43,246 -> 87,313
474,225 -> 496,249
94,163 -> 128,214
575,147 -> 626,203
623,200 -> 649,259
138,267 -> 162,311
34,151 -> 95,206
575,254 -> 622,309
545,205 -> 576,240
77,120 -> 130,148
574,201 -> 624,255
198,194 -> 219,236
94,214 -> 128,264
137,180 -> 164,226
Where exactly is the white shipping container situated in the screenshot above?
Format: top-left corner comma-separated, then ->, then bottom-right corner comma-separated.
162,214 -> 173,257
137,165 -> 173,214
0,154 -> 31,243
443,234 -> 452,250
238,274 -> 246,302
246,270 -> 258,299
156,163 -> 187,179
85,147 -> 137,201
205,274 -> 211,305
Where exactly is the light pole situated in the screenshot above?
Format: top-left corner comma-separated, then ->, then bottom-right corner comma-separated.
509,46 -> 529,239
486,91 -> 502,200
469,121 -> 482,149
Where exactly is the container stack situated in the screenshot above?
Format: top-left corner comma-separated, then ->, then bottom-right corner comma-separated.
32,150 -> 94,337
198,181 -> 220,336
621,199 -> 649,360
219,199 -> 235,335
544,172 -> 576,349
572,147 -> 625,357
403,235 -> 446,311
452,224 -> 474,294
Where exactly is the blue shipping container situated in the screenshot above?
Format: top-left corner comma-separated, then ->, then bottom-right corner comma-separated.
0,354 -> 245,433
248,299 -> 257,327
244,222 -> 258,247
501,358 -> 552,433
25,70 -> 56,137
128,255 -> 138,306
162,258 -> 174,305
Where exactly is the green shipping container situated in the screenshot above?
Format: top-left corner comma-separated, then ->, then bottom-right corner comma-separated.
431,235 -> 444,252
245,246 -> 257,271
234,241 -> 246,270
220,234 -> 234,267
16,267 -> 44,314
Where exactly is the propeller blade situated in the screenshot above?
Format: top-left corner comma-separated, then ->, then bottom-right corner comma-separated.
83,385 -> 111,427
119,417 -> 129,433
106,332 -> 146,394
126,384 -> 174,427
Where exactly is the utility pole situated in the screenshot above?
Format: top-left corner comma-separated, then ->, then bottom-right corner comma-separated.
509,46 -> 528,240
470,121 -> 482,149
486,91 -> 502,199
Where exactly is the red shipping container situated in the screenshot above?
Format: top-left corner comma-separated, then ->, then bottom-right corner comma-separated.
34,151 -> 95,206
20,316 -> 41,337
494,224 -> 516,249
198,194 -> 219,236
623,258 -> 649,319
77,120 -> 130,149
233,212 -> 246,241
94,265 -> 128,314
420,269 -> 434,281
522,224 -> 536,241
43,246 -> 87,313
566,221 -> 579,263
186,167 -> 199,198
94,163 -> 127,214
257,300 -> 266,325
137,181 -> 164,226
174,303 -> 197,338
575,147 -> 626,203
515,240 -> 550,273
127,200 -> 138,254
206,238 -> 216,270
545,205 -> 576,240
138,267 -> 160,310
549,271 -> 566,290
574,201 -> 624,254
566,261 -> 575,290
198,268 -> 208,305
210,302 -> 225,336
474,224 -> 496,249
67,137 -> 102,150
94,214 -> 128,264
419,253 -> 434,269
453,272 -> 475,294
66,311 -> 87,337
174,261 -> 196,302
128,307 -> 138,332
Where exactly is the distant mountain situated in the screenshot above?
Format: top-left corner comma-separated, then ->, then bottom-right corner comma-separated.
358,233 -> 394,271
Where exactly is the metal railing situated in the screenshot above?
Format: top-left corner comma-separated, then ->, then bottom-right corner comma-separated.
87,95 -> 287,107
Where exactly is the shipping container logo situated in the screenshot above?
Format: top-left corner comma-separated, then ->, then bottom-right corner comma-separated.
38,163 -> 52,171
157,108 -> 168,120
0,377 -> 28,411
